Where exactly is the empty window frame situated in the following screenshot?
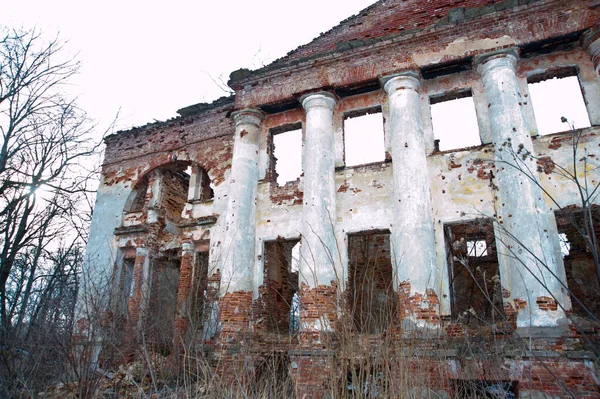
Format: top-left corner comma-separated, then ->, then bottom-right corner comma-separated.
430,90 -> 481,151
261,240 -> 300,334
528,68 -> 591,135
190,251 -> 209,329
146,249 -> 181,354
445,220 -> 503,326
271,124 -> 302,186
117,256 -> 135,317
555,207 -> 600,318
186,165 -> 214,202
123,258 -> 135,299
125,177 -> 149,212
347,230 -> 395,334
344,107 -> 385,167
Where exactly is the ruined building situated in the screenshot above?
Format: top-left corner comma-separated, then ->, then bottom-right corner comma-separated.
82,0 -> 600,396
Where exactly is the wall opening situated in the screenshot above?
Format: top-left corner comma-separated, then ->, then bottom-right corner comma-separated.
430,90 -> 480,152
452,379 -> 517,398
146,249 -> 180,355
261,239 -> 300,334
271,123 -> 302,186
125,177 -> 149,212
528,69 -> 591,135
346,364 -> 389,398
445,220 -> 503,326
347,230 -> 395,334
190,251 -> 209,333
555,207 -> 600,319
124,163 -> 193,224
186,164 -> 214,202
159,165 -> 191,224
122,257 -> 135,304
114,252 -> 135,335
344,107 -> 385,167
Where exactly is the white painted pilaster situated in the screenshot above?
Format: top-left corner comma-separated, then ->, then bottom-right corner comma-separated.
476,50 -> 567,332
220,109 -> 264,295
382,71 -> 439,330
299,92 -> 339,289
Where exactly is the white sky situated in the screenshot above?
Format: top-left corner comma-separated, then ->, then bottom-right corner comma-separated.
5,0 -> 375,135
345,113 -> 386,166
528,76 -> 591,135
273,129 -> 302,185
431,96 -> 480,151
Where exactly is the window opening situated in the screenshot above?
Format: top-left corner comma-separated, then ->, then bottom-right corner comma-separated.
347,364 -> 389,398
467,238 -> 488,257
126,178 -> 149,212
123,258 -> 135,298
528,72 -> 591,135
272,125 -> 302,186
347,230 -> 395,334
192,252 -> 209,329
146,249 -> 181,355
289,242 -> 301,334
558,232 -> 570,258
344,107 -> 385,167
261,239 -> 300,334
430,90 -> 480,151
555,208 -> 600,318
446,221 -> 503,326
188,164 -> 214,202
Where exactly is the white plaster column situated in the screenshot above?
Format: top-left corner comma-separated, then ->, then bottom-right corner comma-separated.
299,92 -> 338,289
584,29 -> 600,77
220,109 -> 263,295
382,71 -> 439,331
476,50 -> 567,332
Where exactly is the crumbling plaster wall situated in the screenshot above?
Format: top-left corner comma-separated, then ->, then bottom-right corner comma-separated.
85,58 -> 600,331
250,46 -> 600,315
84,102 -> 235,301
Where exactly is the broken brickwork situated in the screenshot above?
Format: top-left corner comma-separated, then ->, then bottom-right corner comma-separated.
83,0 -> 600,396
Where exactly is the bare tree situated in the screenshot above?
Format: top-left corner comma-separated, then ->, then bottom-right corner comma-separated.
0,26 -> 105,395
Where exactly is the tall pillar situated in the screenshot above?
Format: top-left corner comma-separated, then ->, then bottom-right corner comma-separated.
298,92 -> 338,334
219,108 -> 263,337
584,29 -> 600,77
476,50 -> 567,333
382,72 -> 439,331
174,242 -> 194,348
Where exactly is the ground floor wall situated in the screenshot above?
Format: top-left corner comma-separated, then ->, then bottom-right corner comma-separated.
202,330 -> 600,398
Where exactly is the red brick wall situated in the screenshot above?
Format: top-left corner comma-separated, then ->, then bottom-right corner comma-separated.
233,0 -> 596,108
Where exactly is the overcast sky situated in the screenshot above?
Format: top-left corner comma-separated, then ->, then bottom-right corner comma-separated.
5,0 -> 375,135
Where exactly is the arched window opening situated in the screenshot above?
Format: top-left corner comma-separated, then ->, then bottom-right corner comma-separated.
125,177 -> 149,213
187,164 -> 214,202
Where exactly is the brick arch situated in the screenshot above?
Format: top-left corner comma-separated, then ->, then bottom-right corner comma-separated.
122,159 -> 214,216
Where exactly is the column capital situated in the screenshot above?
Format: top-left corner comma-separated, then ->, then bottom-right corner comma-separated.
182,241 -> 195,254
583,28 -> 600,67
231,108 -> 264,128
381,70 -> 421,94
135,247 -> 148,257
300,91 -> 337,112
475,48 -> 519,77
